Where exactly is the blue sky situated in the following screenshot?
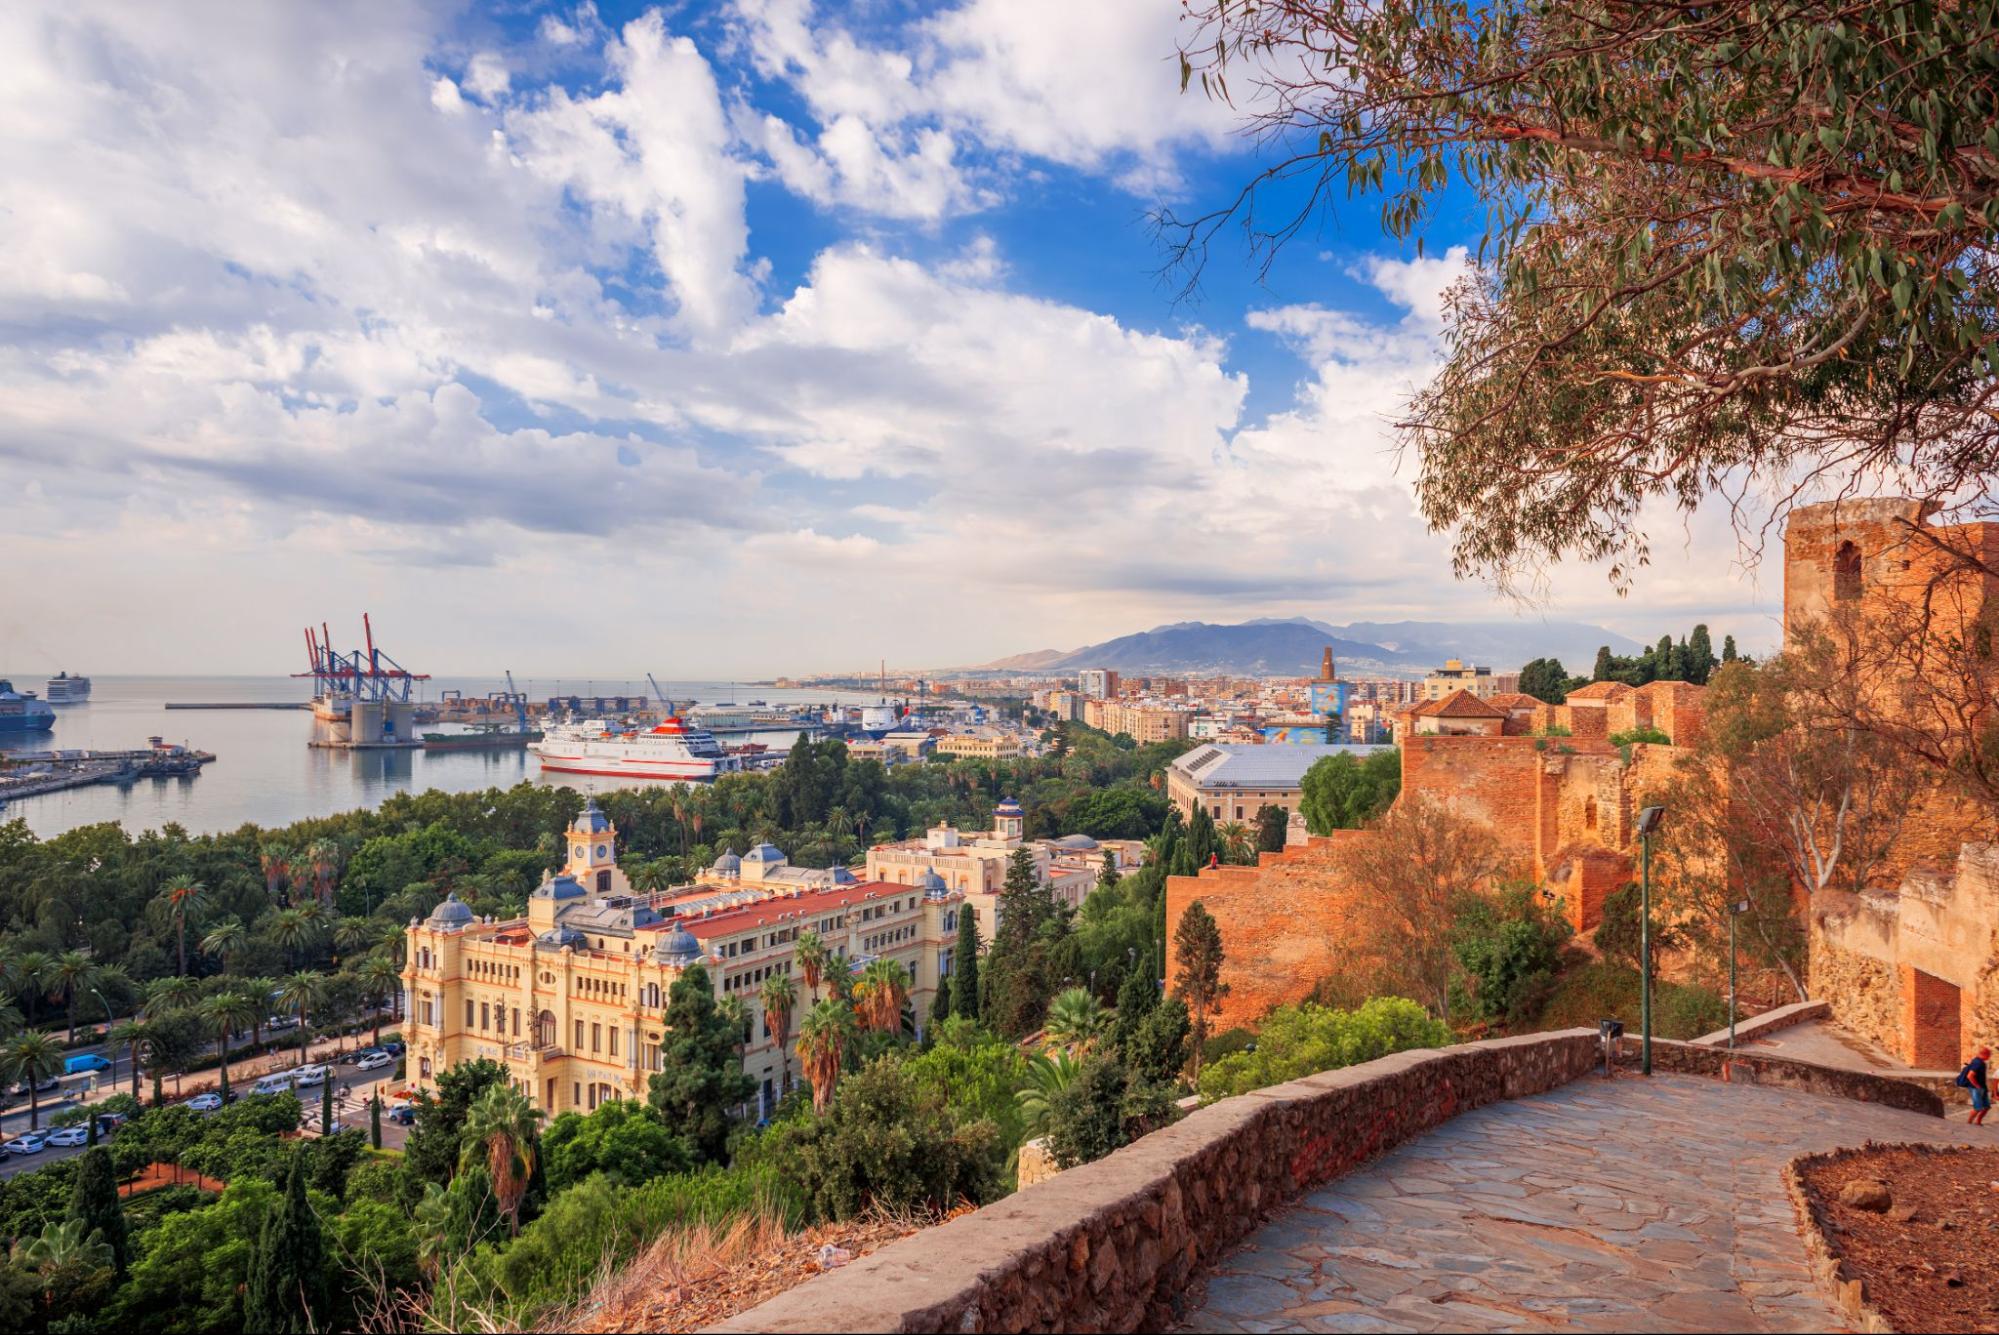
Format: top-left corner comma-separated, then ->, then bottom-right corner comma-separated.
0,1 -> 1778,677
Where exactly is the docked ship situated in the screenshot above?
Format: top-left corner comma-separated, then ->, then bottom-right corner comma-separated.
528,714 -> 746,782
44,672 -> 90,704
0,682 -> 55,734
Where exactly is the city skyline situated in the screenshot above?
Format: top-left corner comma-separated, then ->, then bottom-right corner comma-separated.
4,1 -> 1783,677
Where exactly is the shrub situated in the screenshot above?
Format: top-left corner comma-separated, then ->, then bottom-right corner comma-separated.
1452,885 -> 1572,1027
1200,1026 -> 1255,1067
1198,997 -> 1451,1102
1608,726 -> 1672,747
1044,1057 -> 1178,1169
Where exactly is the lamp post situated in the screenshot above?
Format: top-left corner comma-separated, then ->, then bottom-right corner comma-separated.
1635,806 -> 1666,1076
88,987 -> 116,1084
1728,898 -> 1751,1049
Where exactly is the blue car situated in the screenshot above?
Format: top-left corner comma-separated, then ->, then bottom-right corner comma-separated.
63,1054 -> 111,1075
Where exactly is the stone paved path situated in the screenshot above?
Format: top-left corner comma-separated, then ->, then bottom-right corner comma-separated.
1182,1072 -> 1988,1333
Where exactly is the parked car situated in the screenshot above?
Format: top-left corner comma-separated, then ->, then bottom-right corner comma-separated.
62,1054 -> 111,1076
249,1073 -> 295,1097
186,1093 -> 223,1112
266,1015 -> 300,1031
93,1112 -> 127,1134
4,1134 -> 48,1155
45,1126 -> 89,1148
292,1065 -> 330,1088
354,1050 -> 394,1072
8,1077 -> 60,1096
380,1040 -> 406,1056
386,1104 -> 417,1125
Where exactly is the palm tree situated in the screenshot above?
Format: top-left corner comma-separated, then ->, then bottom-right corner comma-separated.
11,1218 -> 112,1283
717,996 -> 751,1055
758,974 -> 797,1059
795,930 -> 830,1004
0,1000 -> 21,1039
158,875 -> 207,976
4,1032 -> 64,1130
11,951 -> 50,1024
199,918 -> 247,973
268,907 -> 317,970
356,955 -> 401,1047
110,1020 -> 149,1100
458,1083 -> 543,1237
141,974 -> 200,1018
257,843 -> 292,904
1044,987 -> 1109,1054
1218,821 -> 1254,864
854,958 -> 909,1034
275,971 -> 328,1066
305,838 -> 341,906
1016,1050 -> 1081,1139
45,950 -> 99,1045
330,916 -> 374,962
240,975 -> 278,1051
796,1000 -> 854,1114
197,992 -> 258,1100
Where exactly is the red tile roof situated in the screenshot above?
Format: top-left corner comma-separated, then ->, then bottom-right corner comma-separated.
663,880 -> 926,941
1483,692 -> 1542,711
1566,681 -> 1634,701
1429,689 -> 1509,719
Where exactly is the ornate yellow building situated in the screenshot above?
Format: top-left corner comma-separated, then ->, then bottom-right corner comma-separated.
402,800 -> 964,1117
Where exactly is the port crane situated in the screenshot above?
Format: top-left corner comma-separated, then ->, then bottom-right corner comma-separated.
647,672 -> 672,715
296,614 -> 429,701
503,670 -> 530,731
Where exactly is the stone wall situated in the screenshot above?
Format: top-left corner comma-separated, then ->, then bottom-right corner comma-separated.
1689,998 -> 1829,1047
1618,1039 -> 1945,1117
710,1031 -> 1603,1334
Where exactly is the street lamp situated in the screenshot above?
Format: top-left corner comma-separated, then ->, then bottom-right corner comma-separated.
1634,805 -> 1666,1076
1728,898 -> 1751,1049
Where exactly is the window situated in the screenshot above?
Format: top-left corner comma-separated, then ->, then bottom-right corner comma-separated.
480,1002 -> 490,1031
465,1000 -> 474,1028
609,1027 -> 619,1057
591,1022 -> 602,1054
574,1018 -> 584,1049
597,870 -> 611,892
1835,540 -> 1863,602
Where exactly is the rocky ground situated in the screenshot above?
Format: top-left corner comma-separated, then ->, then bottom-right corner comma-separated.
1799,1144 -> 1999,1334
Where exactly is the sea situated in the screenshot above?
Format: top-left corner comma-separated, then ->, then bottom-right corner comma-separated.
0,675 -> 881,840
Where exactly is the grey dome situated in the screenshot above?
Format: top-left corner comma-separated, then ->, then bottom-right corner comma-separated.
427,892 -> 475,928
1053,833 -> 1099,850
570,799 -> 612,835
657,924 -> 703,966
537,924 -> 588,949
712,847 -> 741,873
831,866 -> 858,885
744,842 -> 785,863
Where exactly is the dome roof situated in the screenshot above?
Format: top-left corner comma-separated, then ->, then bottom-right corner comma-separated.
426,892 -> 475,928
994,797 -> 1024,815
537,924 -> 588,949
1053,833 -> 1099,850
711,847 -> 742,873
831,866 -> 858,885
533,872 -> 587,901
744,842 -> 785,863
920,868 -> 949,898
570,798 -> 612,836
657,924 -> 703,966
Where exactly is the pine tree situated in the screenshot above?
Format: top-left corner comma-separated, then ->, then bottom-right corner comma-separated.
950,909 -> 981,1019
244,1153 -> 329,1333
1592,645 -> 1616,681
1254,803 -> 1289,853
1722,634 -> 1739,663
66,1146 -> 127,1277
983,849 -> 1056,1036
1112,962 -> 1158,1056
1097,847 -> 1121,893
648,963 -> 755,1164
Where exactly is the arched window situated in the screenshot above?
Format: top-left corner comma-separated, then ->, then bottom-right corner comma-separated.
536,1009 -> 556,1048
1834,540 -> 1863,602
1584,797 -> 1598,832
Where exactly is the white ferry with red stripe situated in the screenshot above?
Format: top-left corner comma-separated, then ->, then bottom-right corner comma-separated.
528,715 -> 745,782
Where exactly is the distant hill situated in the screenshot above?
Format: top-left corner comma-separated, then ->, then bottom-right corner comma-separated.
970,618 -> 1646,677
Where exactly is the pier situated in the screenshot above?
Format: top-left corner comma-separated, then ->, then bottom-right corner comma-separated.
0,741 -> 214,801
165,701 -> 309,710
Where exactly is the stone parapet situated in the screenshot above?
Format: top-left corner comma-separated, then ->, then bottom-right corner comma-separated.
1689,998 -> 1830,1047
1616,1039 -> 1945,1117
707,1030 -> 1601,1334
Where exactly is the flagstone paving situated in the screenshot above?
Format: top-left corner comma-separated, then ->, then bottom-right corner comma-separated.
1181,1071 -> 1988,1332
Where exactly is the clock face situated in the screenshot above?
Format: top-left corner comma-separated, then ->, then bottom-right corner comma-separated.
596,844 -> 607,859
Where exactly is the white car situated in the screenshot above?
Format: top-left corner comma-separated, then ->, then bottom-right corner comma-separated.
4,1134 -> 47,1155
45,1126 -> 89,1147
354,1050 -> 394,1072
186,1092 -> 224,1112
292,1065 -> 329,1087
8,1077 -> 60,1096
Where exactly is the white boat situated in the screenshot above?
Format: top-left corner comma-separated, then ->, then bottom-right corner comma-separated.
44,672 -> 90,704
529,714 -> 745,782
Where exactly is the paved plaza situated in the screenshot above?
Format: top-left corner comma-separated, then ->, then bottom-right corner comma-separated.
1182,1072 -> 1986,1332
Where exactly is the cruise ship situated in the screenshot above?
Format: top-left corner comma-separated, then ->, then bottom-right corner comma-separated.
0,682 -> 55,734
44,672 -> 90,704
528,714 -> 746,782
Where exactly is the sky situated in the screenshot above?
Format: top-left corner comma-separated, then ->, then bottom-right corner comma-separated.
0,1 -> 1785,679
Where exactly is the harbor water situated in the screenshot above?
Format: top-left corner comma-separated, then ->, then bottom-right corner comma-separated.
0,675 -> 864,839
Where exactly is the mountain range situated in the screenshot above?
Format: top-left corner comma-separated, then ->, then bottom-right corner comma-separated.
973,618 -> 1646,678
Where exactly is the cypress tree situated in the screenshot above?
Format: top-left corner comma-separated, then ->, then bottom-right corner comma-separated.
66,1146 -> 127,1277
86,1111 -> 98,1146
1722,633 -> 1739,663
950,909 -> 980,1019
1687,624 -> 1716,684
1591,645 -> 1616,681
1112,962 -> 1158,1056
370,1092 -> 382,1149
321,1076 -> 334,1133
244,1153 -> 329,1333
1097,847 -> 1121,893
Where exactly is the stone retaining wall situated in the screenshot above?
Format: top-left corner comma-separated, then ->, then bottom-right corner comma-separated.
1617,1039 -> 1945,1117
1782,1144 -> 1940,1334
1690,999 -> 1829,1047
709,1030 -> 1601,1334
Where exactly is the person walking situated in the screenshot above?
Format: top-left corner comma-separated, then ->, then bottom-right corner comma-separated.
1959,1046 -> 1991,1125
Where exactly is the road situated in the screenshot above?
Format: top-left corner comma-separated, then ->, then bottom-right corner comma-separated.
0,1059 -> 409,1180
